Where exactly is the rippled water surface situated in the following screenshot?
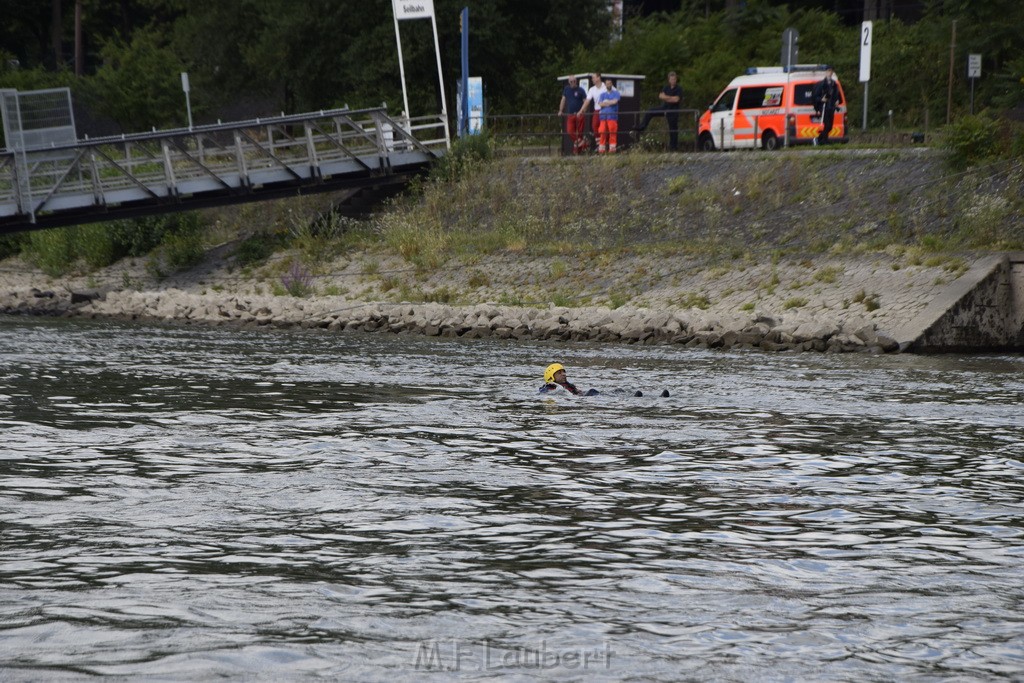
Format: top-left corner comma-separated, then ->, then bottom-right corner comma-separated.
1,317 -> 1022,681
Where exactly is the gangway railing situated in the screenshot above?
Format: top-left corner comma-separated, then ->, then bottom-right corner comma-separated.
0,107 -> 447,233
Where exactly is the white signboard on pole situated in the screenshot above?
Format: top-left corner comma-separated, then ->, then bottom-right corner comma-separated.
390,0 -> 449,148
394,0 -> 434,20
967,54 -> 981,79
859,21 -> 872,82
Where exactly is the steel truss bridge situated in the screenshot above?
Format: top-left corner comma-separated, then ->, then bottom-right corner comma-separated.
0,107 -> 447,234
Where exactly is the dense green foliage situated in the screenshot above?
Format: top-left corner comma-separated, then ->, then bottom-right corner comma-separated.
573,0 -> 1023,129
20,212 -> 203,277
0,0 -> 1020,283
1,0 -> 1021,133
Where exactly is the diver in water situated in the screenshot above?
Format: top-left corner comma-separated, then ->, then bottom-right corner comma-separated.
539,362 -> 670,398
539,363 -> 598,395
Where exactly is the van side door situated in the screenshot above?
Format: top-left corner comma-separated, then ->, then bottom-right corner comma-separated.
709,88 -> 737,149
735,85 -> 783,149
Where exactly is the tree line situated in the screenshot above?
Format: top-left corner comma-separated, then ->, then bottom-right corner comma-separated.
0,0 -> 1021,135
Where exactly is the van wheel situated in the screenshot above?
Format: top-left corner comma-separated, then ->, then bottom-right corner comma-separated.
761,131 -> 780,151
699,133 -> 716,152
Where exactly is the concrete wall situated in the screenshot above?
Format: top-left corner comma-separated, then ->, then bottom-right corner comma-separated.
1012,259 -> 1024,348
895,253 -> 1024,352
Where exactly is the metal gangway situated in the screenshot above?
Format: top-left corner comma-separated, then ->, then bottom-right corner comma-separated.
0,89 -> 448,234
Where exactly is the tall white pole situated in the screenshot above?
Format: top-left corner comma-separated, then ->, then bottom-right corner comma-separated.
392,8 -> 411,127
429,12 -> 450,148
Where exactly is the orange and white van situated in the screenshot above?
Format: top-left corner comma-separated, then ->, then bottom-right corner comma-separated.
698,65 -> 847,151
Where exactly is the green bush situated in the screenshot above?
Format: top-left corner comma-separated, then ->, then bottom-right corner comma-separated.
0,233 -> 27,261
287,209 -> 362,263
76,223 -> 120,269
17,212 -> 205,276
26,228 -> 77,276
160,231 -> 203,270
158,213 -> 205,270
943,113 -> 1001,169
428,133 -> 494,184
234,234 -> 281,266
124,212 -> 207,277
109,216 -> 173,256
69,218 -> 169,270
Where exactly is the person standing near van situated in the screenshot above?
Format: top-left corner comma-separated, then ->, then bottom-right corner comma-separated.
633,71 -> 684,150
812,66 -> 841,145
558,76 -> 587,155
597,77 -> 621,153
581,71 -> 607,142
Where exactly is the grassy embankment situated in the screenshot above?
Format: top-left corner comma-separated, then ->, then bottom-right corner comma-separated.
3,130 -> 1023,310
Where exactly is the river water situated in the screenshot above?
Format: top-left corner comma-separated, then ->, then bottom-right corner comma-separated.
1,316 -> 1022,681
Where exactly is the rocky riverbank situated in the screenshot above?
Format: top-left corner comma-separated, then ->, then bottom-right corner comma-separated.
0,248 -> 971,353
0,286 -> 903,352
3,149 -> 1016,352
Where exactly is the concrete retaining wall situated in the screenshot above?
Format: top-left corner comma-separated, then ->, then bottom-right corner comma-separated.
894,253 -> 1024,352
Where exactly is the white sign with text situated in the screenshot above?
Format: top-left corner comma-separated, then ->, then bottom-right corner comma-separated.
394,0 -> 434,20
968,54 -> 981,79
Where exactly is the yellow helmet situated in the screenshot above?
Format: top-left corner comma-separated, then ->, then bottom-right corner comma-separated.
544,363 -> 565,384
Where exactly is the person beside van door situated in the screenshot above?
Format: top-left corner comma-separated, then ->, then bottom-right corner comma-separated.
581,71 -> 607,142
597,77 -> 621,154
633,71 -> 684,150
812,66 -> 841,146
559,76 -> 587,155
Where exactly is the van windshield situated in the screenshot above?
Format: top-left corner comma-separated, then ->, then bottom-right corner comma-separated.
711,88 -> 737,113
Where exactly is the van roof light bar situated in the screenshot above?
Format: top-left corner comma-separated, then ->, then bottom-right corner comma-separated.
745,64 -> 830,75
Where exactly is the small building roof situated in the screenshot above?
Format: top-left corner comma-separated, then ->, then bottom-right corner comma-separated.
556,73 -> 646,83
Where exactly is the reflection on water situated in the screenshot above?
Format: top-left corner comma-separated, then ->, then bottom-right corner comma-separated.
1,317 -> 1022,680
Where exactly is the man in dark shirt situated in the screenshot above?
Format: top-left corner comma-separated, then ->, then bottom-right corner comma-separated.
812,66 -> 841,145
558,76 -> 588,155
633,71 -> 684,151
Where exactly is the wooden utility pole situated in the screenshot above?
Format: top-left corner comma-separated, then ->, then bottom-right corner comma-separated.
51,0 -> 62,68
74,0 -> 83,76
863,0 -> 876,22
946,19 -> 956,125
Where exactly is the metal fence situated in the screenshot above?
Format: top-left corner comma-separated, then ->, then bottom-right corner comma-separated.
481,109 -> 936,155
0,88 -> 77,151
484,109 -> 703,155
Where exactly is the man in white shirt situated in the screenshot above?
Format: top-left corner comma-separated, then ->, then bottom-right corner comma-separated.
581,71 -> 607,144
